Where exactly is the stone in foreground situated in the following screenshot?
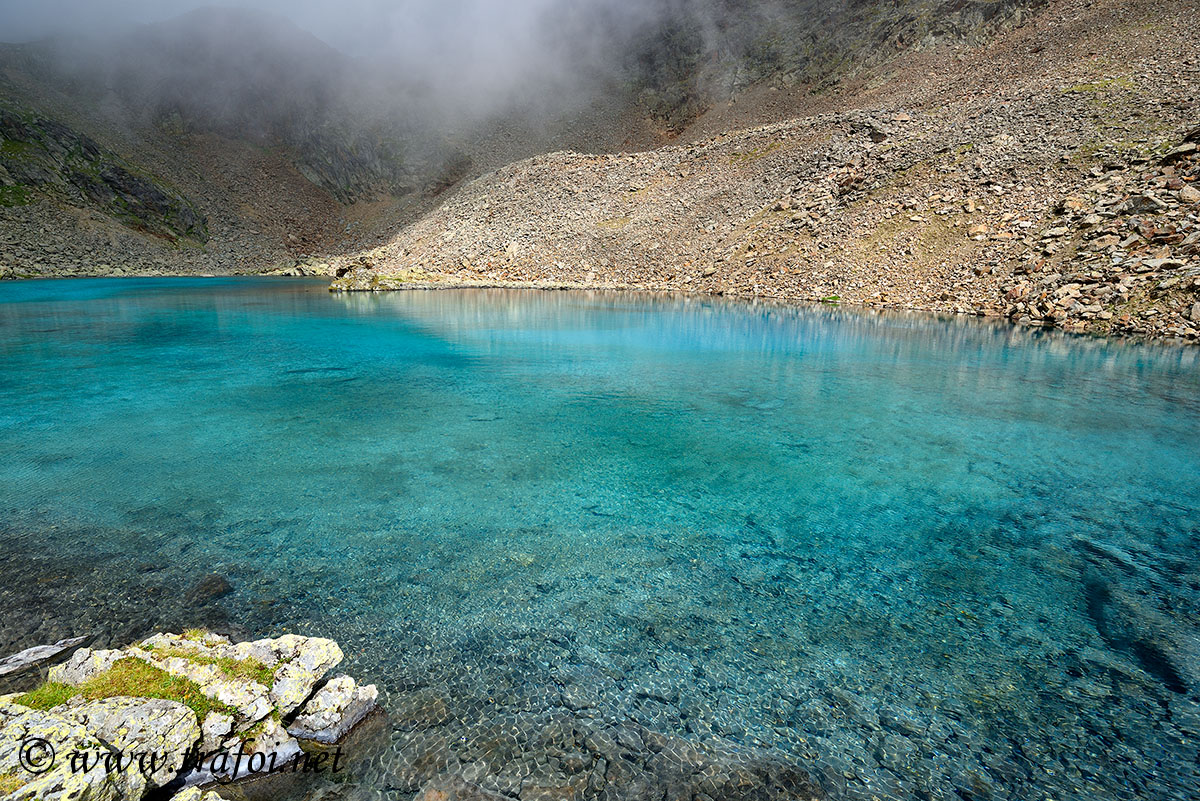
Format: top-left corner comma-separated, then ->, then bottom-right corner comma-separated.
57,697 -> 201,786
0,698 -> 147,801
287,674 -> 379,744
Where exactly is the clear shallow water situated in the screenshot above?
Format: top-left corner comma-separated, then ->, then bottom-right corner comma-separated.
2,278 -> 1199,801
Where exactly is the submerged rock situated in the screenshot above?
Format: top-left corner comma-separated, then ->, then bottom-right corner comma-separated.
287,674 -> 379,744
414,775 -> 512,801
0,636 -> 90,691
185,574 -> 233,604
1084,569 -> 1200,695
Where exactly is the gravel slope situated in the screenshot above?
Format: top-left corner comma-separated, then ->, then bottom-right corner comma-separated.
332,0 -> 1200,343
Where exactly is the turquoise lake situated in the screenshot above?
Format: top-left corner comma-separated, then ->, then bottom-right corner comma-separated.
1,277 -> 1198,800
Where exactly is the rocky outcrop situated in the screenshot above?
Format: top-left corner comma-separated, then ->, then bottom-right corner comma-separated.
0,105 -> 207,243
1,631 -> 377,799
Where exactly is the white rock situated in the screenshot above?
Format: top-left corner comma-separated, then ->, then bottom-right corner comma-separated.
287,675 -> 379,744
199,678 -> 273,723
264,637 -> 343,715
170,787 -> 227,801
182,717 -> 301,785
201,711 -> 234,753
47,648 -> 124,686
269,660 -> 325,716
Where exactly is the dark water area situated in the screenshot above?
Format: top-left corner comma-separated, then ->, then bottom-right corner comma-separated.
1,278 -> 1198,800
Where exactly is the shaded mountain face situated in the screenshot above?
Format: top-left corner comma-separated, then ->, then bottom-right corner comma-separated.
47,8 -> 418,204
0,104 -> 206,242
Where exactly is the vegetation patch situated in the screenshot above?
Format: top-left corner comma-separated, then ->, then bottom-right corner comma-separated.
1062,75 -> 1135,94
377,268 -> 435,284
729,142 -> 782,165
0,139 -> 37,157
12,681 -> 75,710
0,185 -> 32,206
151,647 -> 276,686
15,658 -> 236,720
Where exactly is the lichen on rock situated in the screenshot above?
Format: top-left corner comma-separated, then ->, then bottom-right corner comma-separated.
287,674 -> 379,744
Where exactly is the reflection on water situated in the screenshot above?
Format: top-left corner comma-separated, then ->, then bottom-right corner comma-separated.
1,279 -> 1198,801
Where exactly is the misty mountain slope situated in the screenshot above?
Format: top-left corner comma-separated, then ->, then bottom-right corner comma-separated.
0,0 -> 1189,300
0,6 -> 444,277
625,0 -> 1048,129
333,0 -> 1200,343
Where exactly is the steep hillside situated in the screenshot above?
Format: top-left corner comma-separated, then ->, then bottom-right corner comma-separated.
1,0 -> 1050,282
332,0 -> 1200,343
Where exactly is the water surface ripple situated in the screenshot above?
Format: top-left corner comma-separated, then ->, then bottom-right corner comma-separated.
1,278 -> 1198,801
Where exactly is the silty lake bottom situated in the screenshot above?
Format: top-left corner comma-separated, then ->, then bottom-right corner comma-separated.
1,278 -> 1199,801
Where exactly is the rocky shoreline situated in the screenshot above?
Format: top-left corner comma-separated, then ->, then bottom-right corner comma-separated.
4,0 -> 1197,346
0,631 -> 378,801
323,0 -> 1199,346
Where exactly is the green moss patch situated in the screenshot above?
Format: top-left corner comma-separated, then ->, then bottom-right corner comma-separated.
11,682 -> 75,711
1062,76 -> 1135,94
153,647 -> 276,686
729,142 -> 782,165
0,139 -> 37,157
0,185 -> 32,206
15,658 -> 235,720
